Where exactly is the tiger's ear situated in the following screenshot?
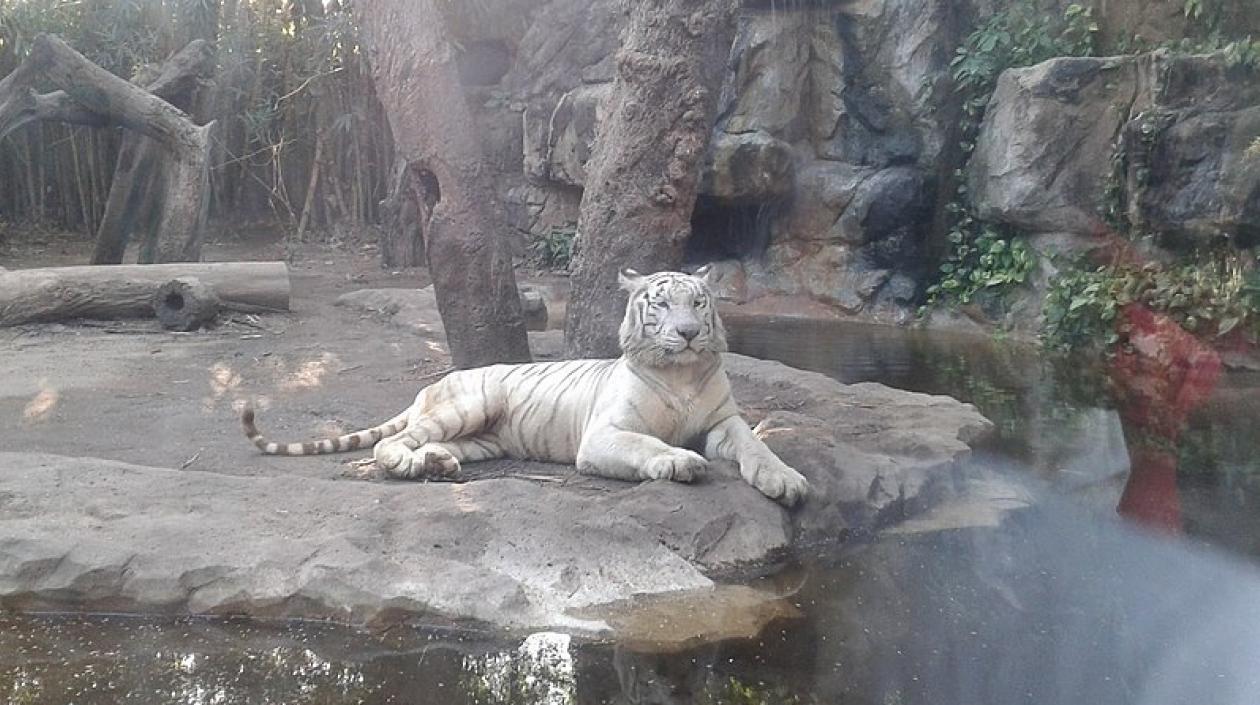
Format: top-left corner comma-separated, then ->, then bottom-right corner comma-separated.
618,268 -> 644,292
693,263 -> 716,287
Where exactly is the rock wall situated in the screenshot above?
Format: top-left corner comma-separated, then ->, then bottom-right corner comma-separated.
463,0 -> 982,320
969,50 -> 1260,254
450,0 -> 1259,322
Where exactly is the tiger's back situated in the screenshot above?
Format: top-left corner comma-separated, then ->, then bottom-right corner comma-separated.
421,358 -> 619,463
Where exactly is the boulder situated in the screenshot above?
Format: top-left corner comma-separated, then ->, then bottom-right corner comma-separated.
835,166 -> 932,253
716,11 -> 811,140
517,285 -> 549,331
1120,53 -> 1260,247
969,51 -> 1260,248
0,453 -> 706,632
523,83 -> 609,187
0,355 -> 991,632
700,131 -> 795,204
967,56 -> 1139,236
334,287 -> 446,338
335,285 -> 551,337
724,355 -> 992,544
770,161 -> 876,243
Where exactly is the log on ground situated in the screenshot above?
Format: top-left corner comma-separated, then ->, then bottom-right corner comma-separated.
153,277 -> 221,331
0,262 -> 290,326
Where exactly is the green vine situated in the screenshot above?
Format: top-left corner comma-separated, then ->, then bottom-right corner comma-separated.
1116,0 -> 1260,67
529,224 -> 577,270
925,2 -> 1099,311
1043,251 -> 1260,354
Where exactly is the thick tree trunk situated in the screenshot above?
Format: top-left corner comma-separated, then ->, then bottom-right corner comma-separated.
91,134 -> 164,264
564,0 -> 733,358
0,35 -> 214,264
91,40 -> 216,264
356,0 -> 531,368
0,262 -> 290,326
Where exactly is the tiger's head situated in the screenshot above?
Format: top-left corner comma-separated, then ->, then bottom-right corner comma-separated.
618,266 -> 728,367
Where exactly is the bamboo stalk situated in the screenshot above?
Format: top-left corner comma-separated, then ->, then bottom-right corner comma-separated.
71,128 -> 91,233
295,133 -> 323,239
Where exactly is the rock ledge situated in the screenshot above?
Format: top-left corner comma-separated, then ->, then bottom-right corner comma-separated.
0,355 -> 990,632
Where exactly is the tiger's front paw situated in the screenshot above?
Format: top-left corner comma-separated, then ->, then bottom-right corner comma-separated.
642,448 -> 708,483
741,456 -> 809,507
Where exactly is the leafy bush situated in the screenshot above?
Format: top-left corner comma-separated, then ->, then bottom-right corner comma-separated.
926,2 -> 1097,311
951,2 -> 1098,123
1043,252 -> 1260,353
1042,264 -> 1119,353
530,225 -> 576,271
926,223 -> 1034,306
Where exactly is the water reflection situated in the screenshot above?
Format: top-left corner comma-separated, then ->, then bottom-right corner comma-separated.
7,491 -> 1260,705
463,632 -> 576,705
725,315 -> 1260,556
4,315 -> 1259,704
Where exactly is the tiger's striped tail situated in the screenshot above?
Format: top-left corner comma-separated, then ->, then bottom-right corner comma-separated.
241,404 -> 409,456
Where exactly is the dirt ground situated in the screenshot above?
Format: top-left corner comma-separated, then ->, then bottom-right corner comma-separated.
0,231 -> 470,480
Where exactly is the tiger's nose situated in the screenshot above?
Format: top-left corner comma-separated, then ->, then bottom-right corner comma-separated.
677,322 -> 701,341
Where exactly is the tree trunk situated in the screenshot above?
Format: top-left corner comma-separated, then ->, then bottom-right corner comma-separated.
0,261 -> 290,326
91,40 -> 217,264
91,134 -> 164,264
0,35 -> 214,264
564,0 -> 733,358
355,0 -> 531,368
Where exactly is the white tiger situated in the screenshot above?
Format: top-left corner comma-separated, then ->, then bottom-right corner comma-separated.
242,267 -> 810,505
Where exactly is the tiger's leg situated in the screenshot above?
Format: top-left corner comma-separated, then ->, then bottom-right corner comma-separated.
411,437 -> 505,478
577,424 -> 708,483
374,398 -> 497,480
704,415 -> 809,506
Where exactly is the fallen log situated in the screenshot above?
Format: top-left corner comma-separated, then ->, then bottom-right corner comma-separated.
153,277 -> 221,331
0,262 -> 290,326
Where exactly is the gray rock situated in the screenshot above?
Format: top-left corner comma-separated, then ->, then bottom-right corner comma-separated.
335,286 -> 552,338
968,56 -> 1139,236
1120,53 -> 1260,247
884,272 -> 919,304
717,11 -> 811,139
505,0 -> 620,102
0,355 -> 991,631
700,131 -> 796,204
723,355 -> 994,546
814,0 -> 962,166
835,166 -> 931,250
0,453 -> 706,632
970,51 -> 1260,248
770,161 -> 876,244
334,287 -> 445,339
693,259 -> 749,304
517,285 -> 549,331
526,83 -> 609,187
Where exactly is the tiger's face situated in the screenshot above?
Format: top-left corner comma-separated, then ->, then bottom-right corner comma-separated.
618,266 -> 728,367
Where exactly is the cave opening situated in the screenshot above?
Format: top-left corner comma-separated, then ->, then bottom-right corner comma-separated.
686,196 -> 778,266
